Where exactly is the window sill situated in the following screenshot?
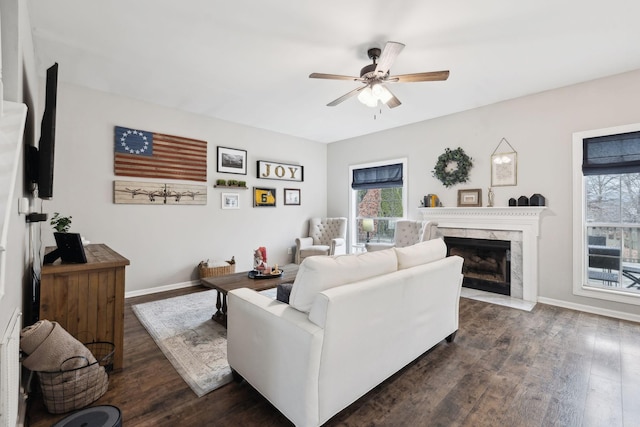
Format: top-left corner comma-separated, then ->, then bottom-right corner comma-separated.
573,283 -> 640,306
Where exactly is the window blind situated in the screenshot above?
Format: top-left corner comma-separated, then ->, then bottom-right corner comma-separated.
351,163 -> 403,189
583,131 -> 640,175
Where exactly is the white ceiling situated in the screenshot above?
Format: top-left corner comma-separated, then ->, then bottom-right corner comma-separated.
25,0 -> 640,143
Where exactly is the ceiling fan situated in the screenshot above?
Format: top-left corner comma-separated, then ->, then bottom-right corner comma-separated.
309,41 -> 449,109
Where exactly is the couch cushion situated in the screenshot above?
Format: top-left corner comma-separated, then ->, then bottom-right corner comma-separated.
394,238 -> 447,270
289,248 -> 398,313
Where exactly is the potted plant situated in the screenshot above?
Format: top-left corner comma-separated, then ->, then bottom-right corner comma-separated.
50,212 -> 72,233
227,179 -> 238,186
216,179 -> 226,186
238,180 -> 246,188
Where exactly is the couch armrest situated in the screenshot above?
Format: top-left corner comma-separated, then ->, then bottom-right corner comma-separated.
227,288 -> 324,426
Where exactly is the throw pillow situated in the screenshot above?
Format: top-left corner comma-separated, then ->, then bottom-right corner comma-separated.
276,283 -> 293,304
394,238 -> 447,270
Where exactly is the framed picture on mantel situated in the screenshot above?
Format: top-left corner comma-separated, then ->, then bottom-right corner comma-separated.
457,188 -> 482,207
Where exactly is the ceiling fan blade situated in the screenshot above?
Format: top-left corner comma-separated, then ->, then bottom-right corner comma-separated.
388,70 -> 450,83
309,73 -> 361,81
375,41 -> 405,76
327,86 -> 365,107
382,86 -> 402,109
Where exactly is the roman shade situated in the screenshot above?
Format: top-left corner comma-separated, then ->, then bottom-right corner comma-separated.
583,131 -> 640,176
351,163 -> 403,189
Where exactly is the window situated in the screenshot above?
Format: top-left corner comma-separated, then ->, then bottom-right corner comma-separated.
350,159 -> 407,247
572,125 -> 640,305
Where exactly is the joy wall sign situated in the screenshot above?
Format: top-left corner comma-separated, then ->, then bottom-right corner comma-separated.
257,160 -> 304,182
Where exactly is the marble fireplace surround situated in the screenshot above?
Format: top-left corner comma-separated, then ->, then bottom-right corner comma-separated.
418,207 -> 545,303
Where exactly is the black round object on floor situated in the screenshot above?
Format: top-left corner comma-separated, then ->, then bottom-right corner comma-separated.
52,405 -> 122,427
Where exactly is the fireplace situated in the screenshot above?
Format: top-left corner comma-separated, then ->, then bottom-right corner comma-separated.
445,237 -> 511,295
419,206 -> 545,303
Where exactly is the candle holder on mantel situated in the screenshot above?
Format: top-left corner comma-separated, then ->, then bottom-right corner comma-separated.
530,194 -> 546,206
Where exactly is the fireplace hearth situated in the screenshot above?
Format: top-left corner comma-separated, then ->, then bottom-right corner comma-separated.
445,236 -> 511,296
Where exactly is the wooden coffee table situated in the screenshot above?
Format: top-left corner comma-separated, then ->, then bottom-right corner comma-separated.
200,264 -> 299,327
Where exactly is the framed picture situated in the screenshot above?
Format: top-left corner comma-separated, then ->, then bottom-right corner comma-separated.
457,188 -> 482,207
221,192 -> 239,209
253,187 -> 276,207
491,152 -> 517,186
284,188 -> 301,205
217,146 -> 247,175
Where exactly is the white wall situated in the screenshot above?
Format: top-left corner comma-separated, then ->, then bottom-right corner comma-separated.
0,0 -> 38,338
328,68 -> 640,318
0,3 -> 39,423
42,83 -> 327,293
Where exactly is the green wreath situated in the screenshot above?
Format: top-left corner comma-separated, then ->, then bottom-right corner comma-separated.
432,147 -> 473,188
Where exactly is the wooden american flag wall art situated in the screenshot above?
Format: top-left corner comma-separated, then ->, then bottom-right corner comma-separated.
114,126 -> 207,182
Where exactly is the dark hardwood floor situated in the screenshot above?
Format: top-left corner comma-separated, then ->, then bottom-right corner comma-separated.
26,286 -> 640,427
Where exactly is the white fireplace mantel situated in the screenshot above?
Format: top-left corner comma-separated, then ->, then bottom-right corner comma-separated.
418,207 -> 546,302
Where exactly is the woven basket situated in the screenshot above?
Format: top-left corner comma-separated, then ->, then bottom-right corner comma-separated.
199,261 -> 235,278
37,342 -> 114,414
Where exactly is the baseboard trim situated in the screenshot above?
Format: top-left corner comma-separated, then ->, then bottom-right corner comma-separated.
125,280 -> 200,299
537,297 -> 640,323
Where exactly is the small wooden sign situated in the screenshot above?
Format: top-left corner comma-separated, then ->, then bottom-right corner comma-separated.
114,180 -> 207,205
257,160 -> 303,182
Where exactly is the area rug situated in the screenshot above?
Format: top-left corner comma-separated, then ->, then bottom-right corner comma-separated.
132,290 -> 232,397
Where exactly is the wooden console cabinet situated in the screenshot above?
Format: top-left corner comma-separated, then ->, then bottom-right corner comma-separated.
40,244 -> 129,370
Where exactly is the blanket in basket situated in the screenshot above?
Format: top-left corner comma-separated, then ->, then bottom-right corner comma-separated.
20,320 -> 109,414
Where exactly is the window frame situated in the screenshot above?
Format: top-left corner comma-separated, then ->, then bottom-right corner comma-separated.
572,123 -> 640,305
349,158 -> 408,250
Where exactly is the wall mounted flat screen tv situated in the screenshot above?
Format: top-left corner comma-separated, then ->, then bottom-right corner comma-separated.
27,62 -> 58,199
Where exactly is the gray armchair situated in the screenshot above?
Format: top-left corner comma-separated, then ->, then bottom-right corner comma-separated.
295,217 -> 347,264
366,220 -> 438,252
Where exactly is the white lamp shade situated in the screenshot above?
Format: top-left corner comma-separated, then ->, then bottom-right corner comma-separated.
362,219 -> 374,232
372,84 -> 393,103
357,86 -> 378,108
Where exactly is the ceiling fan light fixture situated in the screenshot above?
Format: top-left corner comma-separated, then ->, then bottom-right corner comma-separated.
358,86 -> 378,107
372,83 -> 393,103
310,41 -> 449,108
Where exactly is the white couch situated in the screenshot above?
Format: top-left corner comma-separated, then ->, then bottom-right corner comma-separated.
227,238 -> 463,427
